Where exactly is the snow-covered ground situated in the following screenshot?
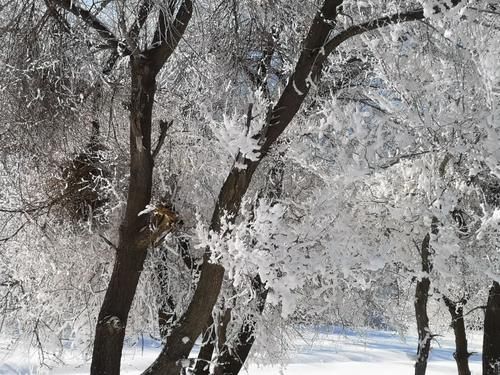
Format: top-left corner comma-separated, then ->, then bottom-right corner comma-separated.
1,327 -> 483,374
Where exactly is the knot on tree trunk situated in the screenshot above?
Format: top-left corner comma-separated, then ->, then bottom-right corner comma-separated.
102,315 -> 125,335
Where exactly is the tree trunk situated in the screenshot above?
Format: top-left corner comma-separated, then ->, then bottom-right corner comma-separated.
46,2 -> 193,374
215,276 -> 268,375
414,229 -> 434,375
443,296 -> 471,375
483,281 -> 500,375
415,275 -> 431,375
90,58 -> 156,375
192,316 -> 215,375
143,158 -> 260,375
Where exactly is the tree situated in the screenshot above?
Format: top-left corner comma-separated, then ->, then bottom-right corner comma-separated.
40,0 -> 194,373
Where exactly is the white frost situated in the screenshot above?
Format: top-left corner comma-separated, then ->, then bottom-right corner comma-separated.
292,79 -> 304,96
138,204 -> 156,216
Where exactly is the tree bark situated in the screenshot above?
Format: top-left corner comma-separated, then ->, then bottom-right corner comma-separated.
415,274 -> 432,375
80,1 -> 192,373
443,296 -> 471,375
215,276 -> 268,375
90,57 -> 156,375
414,227 -> 435,375
483,281 -> 500,375
192,316 -> 216,375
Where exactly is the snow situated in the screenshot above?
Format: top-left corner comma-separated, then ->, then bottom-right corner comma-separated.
0,327 -> 483,374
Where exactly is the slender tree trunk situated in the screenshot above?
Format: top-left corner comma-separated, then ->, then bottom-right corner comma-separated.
483,281 -> 500,375
414,227 -> 435,375
90,59 -> 156,375
215,276 -> 268,375
201,162 -> 282,375
415,275 -> 431,375
443,296 -> 471,375
193,316 -> 216,375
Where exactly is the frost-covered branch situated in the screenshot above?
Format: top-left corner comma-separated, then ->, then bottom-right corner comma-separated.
49,0 -> 128,54
324,0 -> 463,56
147,0 -> 193,73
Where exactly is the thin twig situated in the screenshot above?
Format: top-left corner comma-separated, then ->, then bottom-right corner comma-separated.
99,233 -> 118,250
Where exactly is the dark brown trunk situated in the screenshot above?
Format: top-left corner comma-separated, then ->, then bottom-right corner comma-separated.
443,296 -> 471,375
144,164 -> 254,374
143,261 -> 225,374
206,164 -> 282,375
192,255 -> 269,375
90,250 -> 149,374
415,276 -> 431,375
193,316 -> 216,375
49,1 -> 193,374
414,225 -> 435,375
215,276 -> 268,375
90,58 -> 155,375
483,281 -> 500,375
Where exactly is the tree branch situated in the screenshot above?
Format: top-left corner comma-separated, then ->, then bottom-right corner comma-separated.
128,0 -> 154,41
147,0 -> 193,73
102,50 -> 120,75
49,0 -> 130,54
99,233 -> 118,251
325,1 -> 463,56
152,120 -> 173,160
44,0 -> 71,33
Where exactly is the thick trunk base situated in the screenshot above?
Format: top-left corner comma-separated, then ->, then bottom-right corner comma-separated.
91,250 -> 148,375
